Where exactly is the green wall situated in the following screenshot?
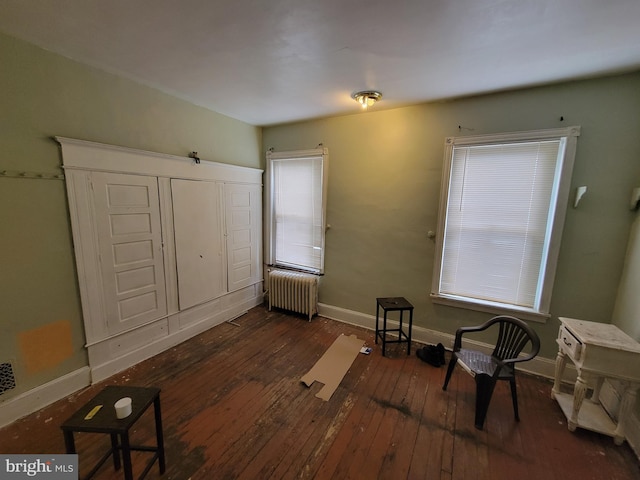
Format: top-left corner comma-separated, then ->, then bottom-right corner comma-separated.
0,32 -> 261,401
263,72 -> 640,359
613,213 -> 640,340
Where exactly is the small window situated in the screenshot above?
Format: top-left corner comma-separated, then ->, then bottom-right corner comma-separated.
431,127 -> 580,319
265,148 -> 329,274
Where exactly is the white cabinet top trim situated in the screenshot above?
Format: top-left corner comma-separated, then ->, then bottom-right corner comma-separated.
55,136 -> 263,183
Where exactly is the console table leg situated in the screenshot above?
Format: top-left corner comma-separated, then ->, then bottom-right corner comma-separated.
569,374 -> 589,431
551,350 -> 567,400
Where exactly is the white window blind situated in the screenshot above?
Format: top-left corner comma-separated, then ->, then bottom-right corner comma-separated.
432,127 -> 580,318
266,148 -> 328,274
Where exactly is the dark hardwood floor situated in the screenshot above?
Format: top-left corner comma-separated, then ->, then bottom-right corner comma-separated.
1,306 -> 638,479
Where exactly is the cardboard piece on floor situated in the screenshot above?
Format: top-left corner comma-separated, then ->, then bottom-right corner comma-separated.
301,333 -> 365,401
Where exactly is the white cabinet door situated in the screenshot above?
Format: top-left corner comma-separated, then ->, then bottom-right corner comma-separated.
92,173 -> 168,335
171,179 -> 225,310
225,183 -> 262,292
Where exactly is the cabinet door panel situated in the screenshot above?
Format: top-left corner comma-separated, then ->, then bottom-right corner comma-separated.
225,183 -> 262,292
92,173 -> 167,335
172,179 -> 225,310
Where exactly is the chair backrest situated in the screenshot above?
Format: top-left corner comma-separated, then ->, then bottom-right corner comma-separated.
488,315 -> 541,362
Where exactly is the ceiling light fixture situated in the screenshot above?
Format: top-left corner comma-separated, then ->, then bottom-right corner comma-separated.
352,90 -> 382,110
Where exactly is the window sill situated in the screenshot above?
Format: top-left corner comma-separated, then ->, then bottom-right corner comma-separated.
430,293 -> 550,323
267,265 -> 323,276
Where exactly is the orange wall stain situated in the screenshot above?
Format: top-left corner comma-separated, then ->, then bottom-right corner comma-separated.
18,320 -> 74,374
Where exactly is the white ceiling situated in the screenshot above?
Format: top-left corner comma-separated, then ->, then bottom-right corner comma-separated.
1,0 -> 640,126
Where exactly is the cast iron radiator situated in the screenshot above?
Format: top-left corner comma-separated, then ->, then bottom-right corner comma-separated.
268,270 -> 318,321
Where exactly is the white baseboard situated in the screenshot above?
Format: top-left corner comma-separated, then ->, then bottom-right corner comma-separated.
318,302 -> 640,458
0,367 -> 91,429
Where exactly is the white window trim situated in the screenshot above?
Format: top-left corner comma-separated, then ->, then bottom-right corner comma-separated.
430,126 -> 580,322
264,147 -> 329,274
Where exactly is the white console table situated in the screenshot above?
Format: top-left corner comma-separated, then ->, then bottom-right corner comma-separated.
551,317 -> 640,445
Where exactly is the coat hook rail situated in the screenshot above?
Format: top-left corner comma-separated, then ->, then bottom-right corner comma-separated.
0,169 -> 65,180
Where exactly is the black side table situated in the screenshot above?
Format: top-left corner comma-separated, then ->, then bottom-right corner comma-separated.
376,297 -> 414,357
61,385 -> 165,480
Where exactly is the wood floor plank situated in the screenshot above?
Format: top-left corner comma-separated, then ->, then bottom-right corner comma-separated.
423,367 -> 456,479
357,354 -> 413,478
310,340 -> 387,479
1,306 -> 638,480
377,357 -> 425,478
222,337 -> 324,478
339,351 -> 405,479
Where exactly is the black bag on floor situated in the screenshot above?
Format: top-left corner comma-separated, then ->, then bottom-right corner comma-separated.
416,343 -> 446,367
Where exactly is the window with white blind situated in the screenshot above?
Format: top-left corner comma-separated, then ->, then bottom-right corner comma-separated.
431,127 -> 580,319
265,148 -> 328,274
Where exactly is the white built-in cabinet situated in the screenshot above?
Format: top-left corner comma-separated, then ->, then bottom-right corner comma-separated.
172,179 -> 226,310
58,137 -> 263,382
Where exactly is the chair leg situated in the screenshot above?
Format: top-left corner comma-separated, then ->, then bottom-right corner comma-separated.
509,377 -> 519,421
474,373 -> 497,430
442,354 -> 458,391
